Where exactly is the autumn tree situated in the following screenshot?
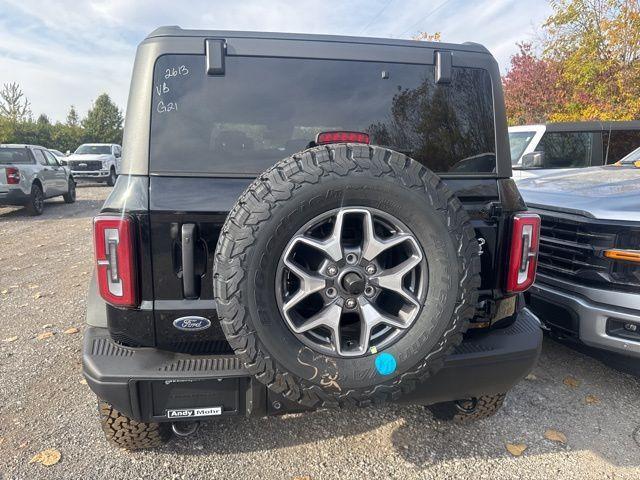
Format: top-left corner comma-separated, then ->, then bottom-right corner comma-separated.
503,0 -> 640,123
503,43 -> 566,124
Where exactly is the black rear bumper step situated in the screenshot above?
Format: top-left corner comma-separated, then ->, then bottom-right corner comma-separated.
83,308 -> 542,422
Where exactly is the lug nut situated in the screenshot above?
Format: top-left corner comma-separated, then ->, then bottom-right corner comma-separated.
326,287 -> 337,298
345,298 -> 357,309
364,286 -> 375,297
365,264 -> 376,275
326,265 -> 338,276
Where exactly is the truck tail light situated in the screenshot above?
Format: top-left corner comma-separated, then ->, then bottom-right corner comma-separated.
316,131 -> 370,145
6,167 -> 20,184
506,213 -> 541,293
93,215 -> 138,307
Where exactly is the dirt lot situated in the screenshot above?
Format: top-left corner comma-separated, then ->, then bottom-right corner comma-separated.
0,185 -> 639,480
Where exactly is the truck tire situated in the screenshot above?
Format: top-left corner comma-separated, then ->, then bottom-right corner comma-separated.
214,144 -> 481,409
428,393 -> 506,423
25,183 -> 44,216
63,178 -> 76,203
98,400 -> 171,449
107,167 -> 117,187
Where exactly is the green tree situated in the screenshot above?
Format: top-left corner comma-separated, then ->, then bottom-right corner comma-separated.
82,93 -> 123,144
66,105 -> 80,127
0,82 -> 31,122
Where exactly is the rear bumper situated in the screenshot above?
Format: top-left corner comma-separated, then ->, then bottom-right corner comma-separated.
83,308 -> 542,422
528,276 -> 640,359
0,187 -> 30,205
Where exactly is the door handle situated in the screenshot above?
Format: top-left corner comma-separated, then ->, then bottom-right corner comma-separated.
181,224 -> 197,299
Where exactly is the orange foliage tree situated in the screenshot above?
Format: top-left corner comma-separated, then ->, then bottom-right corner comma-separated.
503,0 -> 640,124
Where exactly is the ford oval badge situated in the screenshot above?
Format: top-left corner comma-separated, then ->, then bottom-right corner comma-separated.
173,316 -> 211,332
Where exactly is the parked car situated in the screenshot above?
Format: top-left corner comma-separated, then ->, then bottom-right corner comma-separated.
518,165 -> 640,363
0,144 -> 76,215
82,27 -> 543,450
66,143 -> 122,186
49,149 -> 67,163
510,121 -> 640,180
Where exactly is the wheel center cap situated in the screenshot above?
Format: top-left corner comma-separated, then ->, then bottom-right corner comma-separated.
341,271 -> 366,295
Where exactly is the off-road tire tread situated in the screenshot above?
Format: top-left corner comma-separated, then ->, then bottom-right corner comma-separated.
214,144 -> 481,409
98,400 -> 171,450
428,393 -> 507,423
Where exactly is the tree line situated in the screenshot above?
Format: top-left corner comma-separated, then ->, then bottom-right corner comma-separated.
0,83 -> 124,152
503,0 -> 640,124
2,0 -> 638,151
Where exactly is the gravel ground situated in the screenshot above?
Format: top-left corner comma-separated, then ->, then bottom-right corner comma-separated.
0,184 -> 639,480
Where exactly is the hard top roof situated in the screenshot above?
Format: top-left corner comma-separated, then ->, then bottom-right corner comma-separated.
144,26 -> 490,55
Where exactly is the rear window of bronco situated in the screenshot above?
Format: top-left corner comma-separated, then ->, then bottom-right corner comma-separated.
150,55 -> 496,175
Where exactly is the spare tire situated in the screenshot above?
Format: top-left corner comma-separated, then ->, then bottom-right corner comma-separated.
214,144 -> 480,408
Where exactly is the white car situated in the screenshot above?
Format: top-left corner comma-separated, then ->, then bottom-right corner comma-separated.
66,143 -> 122,186
509,121 -> 640,181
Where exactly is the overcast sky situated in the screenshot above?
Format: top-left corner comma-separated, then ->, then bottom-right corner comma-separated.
0,0 -> 552,122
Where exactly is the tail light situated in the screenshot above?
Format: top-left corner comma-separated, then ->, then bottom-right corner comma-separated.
316,131 -> 370,145
93,215 -> 138,307
6,167 -> 20,184
506,213 -> 541,293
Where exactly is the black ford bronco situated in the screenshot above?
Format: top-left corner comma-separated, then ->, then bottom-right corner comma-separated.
83,27 -> 543,449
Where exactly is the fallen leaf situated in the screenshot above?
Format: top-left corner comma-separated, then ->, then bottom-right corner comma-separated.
506,443 -> 527,456
2,336 -> 18,343
585,394 -> 600,405
1,289 -> 8,294
544,429 -> 567,444
79,379 -> 87,385
36,332 -> 54,341
563,376 -> 580,388
42,324 -> 53,329
63,327 -> 79,335
525,373 -> 538,381
29,448 -> 61,466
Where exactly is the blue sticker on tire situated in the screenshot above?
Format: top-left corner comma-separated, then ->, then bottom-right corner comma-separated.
374,352 -> 397,376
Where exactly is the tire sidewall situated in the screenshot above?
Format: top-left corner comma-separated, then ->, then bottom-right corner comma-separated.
30,185 -> 44,215
66,179 -> 76,202
244,172 -> 462,392
107,168 -> 116,186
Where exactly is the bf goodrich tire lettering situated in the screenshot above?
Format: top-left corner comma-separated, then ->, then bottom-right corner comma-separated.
214,144 -> 481,408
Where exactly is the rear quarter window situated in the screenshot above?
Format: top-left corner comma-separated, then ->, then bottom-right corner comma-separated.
150,54 -> 496,175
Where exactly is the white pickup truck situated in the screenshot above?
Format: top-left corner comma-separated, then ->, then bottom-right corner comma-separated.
66,143 -> 122,186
